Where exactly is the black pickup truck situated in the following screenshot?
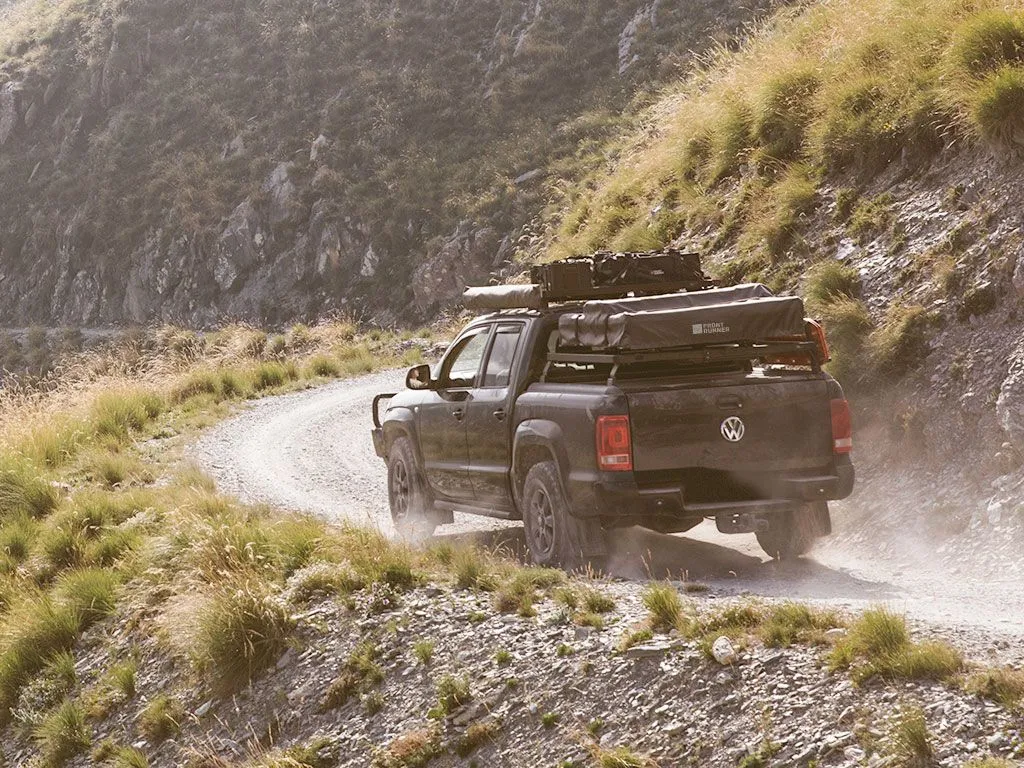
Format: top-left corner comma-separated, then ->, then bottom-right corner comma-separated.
372,254 -> 854,568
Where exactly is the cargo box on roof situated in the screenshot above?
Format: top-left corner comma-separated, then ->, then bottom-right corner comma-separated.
556,283 -> 806,351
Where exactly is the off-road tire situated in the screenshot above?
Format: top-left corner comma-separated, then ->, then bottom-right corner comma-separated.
387,437 -> 438,542
755,501 -> 830,560
521,461 -> 605,571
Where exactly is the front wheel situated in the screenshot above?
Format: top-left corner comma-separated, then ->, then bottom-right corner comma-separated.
521,461 -> 605,571
755,502 -> 830,560
387,437 -> 438,542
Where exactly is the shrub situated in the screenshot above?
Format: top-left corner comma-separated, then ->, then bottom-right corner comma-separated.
641,582 -> 683,631
33,699 -> 90,764
138,694 -> 184,741
968,66 -> 1024,147
193,582 -> 295,695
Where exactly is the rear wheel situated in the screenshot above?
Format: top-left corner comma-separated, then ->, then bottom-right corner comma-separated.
756,502 -> 830,560
521,461 -> 605,571
388,437 -> 438,542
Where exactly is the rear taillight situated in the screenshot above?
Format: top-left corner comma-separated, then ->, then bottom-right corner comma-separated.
808,319 -> 831,363
596,415 -> 633,472
831,398 -> 852,454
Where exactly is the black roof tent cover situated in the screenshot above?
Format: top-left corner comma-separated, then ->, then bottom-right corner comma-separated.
557,283 -> 806,351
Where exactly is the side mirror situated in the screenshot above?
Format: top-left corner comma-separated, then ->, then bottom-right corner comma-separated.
406,364 -> 434,391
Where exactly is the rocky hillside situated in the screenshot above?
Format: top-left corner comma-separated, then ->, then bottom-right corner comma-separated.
535,0 -> 1024,539
0,0 -> 785,327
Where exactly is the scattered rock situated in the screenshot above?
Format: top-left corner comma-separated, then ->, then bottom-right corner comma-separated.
711,636 -> 737,665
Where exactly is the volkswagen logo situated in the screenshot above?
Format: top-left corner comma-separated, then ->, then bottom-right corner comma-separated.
721,416 -> 745,442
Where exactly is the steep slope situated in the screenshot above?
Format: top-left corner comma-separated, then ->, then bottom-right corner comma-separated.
541,0 -> 1024,538
0,0 -> 784,327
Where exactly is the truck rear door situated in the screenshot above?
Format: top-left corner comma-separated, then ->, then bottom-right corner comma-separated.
626,373 -> 832,488
464,322 -> 525,509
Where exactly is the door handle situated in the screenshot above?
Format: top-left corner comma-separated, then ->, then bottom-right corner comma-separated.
452,408 -> 465,421
493,408 -> 506,421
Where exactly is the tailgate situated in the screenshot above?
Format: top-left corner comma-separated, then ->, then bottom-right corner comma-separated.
627,375 -> 831,474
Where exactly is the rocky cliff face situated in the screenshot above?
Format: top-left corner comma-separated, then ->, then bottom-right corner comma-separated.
0,0 -> 785,327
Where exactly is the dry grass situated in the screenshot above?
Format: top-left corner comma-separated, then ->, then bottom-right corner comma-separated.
550,1 -> 1024,264
829,607 -> 963,683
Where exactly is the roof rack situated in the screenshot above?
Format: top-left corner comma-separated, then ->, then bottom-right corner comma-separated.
462,249 -> 715,311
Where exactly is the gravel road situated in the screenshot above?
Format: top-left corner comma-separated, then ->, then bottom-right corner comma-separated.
192,372 -> 1024,661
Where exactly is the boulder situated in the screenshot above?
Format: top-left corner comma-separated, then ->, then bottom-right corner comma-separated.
0,82 -> 21,146
262,162 -> 297,227
997,344 -> 1024,447
411,223 -> 500,313
215,201 -> 264,292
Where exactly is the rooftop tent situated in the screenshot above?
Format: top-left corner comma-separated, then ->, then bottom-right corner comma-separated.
557,283 -> 806,350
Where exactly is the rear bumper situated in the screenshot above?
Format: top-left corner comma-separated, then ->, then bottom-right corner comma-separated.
571,459 -> 855,521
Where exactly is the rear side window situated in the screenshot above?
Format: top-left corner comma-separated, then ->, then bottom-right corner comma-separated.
482,325 -> 523,387
442,328 -> 491,388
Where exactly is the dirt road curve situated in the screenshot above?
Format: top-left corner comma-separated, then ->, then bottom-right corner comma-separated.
193,371 -> 1023,659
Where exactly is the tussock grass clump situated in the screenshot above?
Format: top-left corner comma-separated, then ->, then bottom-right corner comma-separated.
21,420 -> 86,469
372,726 -> 443,768
866,305 -> 933,377
33,698 -> 91,765
454,718 -> 501,757
138,693 -> 184,742
170,369 -> 222,403
112,747 -> 149,768
320,641 -> 383,711
888,706 -> 934,767
250,362 -> 296,392
760,603 -> 843,647
804,261 -> 860,307
286,560 -> 364,603
964,666 -> 1024,709
814,295 -> 874,383
413,640 -> 435,666
452,546 -> 492,590
430,674 -> 471,718
89,390 -> 163,441
192,581 -> 295,696
969,65 -> 1024,146
0,597 -> 82,719
829,607 -> 963,683
307,355 -> 341,378
946,10 -> 1024,80
0,458 -> 59,520
590,744 -> 657,768
53,568 -> 119,628
641,582 -> 684,631
338,345 -> 375,376
754,68 -> 821,162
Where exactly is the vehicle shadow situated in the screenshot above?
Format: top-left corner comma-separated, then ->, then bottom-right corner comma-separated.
435,524 -> 899,602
